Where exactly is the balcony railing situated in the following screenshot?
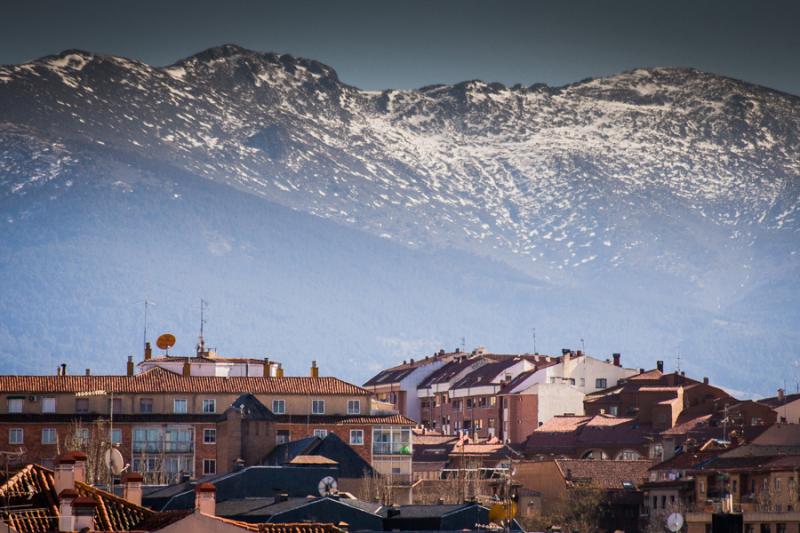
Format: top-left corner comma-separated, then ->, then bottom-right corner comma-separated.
373,442 -> 412,455
132,441 -> 194,453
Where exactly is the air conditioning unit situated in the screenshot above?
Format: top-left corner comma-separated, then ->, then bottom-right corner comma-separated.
29,395 -> 39,402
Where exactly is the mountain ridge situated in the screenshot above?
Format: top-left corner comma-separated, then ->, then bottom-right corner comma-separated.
1,45 -> 798,394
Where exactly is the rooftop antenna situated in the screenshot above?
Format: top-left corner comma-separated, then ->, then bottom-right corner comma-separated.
461,336 -> 466,352
580,338 -> 585,353
143,299 -> 155,349
198,298 -> 208,355
676,354 -> 681,374
532,328 -> 537,354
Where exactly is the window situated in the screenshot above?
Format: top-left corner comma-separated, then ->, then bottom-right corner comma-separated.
77,428 -> 90,444
312,400 -> 325,414
313,429 -> 328,438
9,428 -> 23,444
202,399 -> 216,413
110,428 -> 122,445
776,477 -> 782,493
173,399 -> 188,414
373,427 -> 411,455
347,400 -> 361,415
42,397 -> 56,413
75,398 -> 89,413
474,419 -> 483,430
489,396 -> 497,406
652,496 -> 657,509
595,378 -> 607,389
7,398 -> 23,413
204,428 -> 216,444
609,405 -> 619,416
350,429 -> 364,445
580,378 -> 586,387
42,428 -> 57,444
272,400 -> 286,414
139,398 -> 153,413
276,430 -> 290,444
108,398 -> 122,413
202,459 -> 216,476
466,398 -> 474,408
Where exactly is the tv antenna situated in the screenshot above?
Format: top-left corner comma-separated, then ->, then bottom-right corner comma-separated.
532,328 -> 537,354
676,353 -> 681,373
143,299 -> 155,349
198,298 -> 208,354
580,338 -> 586,353
461,336 -> 466,352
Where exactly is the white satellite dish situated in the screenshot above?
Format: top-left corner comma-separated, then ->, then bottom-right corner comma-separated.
104,447 -> 127,476
666,512 -> 684,532
318,476 -> 338,496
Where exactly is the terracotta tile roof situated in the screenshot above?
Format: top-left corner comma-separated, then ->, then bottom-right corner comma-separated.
555,459 -> 652,489
289,455 -> 338,465
759,392 -> 800,407
524,415 -> 650,454
0,367 -> 370,396
0,464 -> 156,533
273,413 -> 416,425
649,450 -> 720,472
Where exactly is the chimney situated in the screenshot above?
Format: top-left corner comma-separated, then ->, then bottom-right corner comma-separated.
656,360 -> 664,372
182,359 -> 191,377
703,377 -> 709,385
58,489 -> 78,533
123,472 -> 143,506
276,364 -> 285,378
71,497 -> 97,532
127,355 -> 134,377
263,358 -> 271,377
612,353 -> 621,367
144,341 -> 152,361
54,454 -> 76,494
57,366 -> 62,376
778,388 -> 786,402
61,363 -> 67,376
72,451 -> 87,485
410,358 -> 415,365
576,350 -> 583,357
195,483 -> 216,515
311,360 -> 319,378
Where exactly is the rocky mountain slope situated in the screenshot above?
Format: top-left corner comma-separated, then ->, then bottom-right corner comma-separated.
1,45 -> 799,393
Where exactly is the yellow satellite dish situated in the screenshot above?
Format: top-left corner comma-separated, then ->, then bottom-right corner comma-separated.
156,333 -> 176,352
489,502 -> 518,523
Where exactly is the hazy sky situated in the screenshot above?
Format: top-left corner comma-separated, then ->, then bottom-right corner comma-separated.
2,0 -> 799,94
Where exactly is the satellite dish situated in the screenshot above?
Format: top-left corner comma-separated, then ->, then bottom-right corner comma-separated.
667,512 -> 685,532
104,447 -> 127,476
318,476 -> 338,496
156,333 -> 176,352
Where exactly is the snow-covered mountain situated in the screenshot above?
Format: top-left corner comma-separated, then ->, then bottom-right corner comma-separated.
1,45 -> 799,394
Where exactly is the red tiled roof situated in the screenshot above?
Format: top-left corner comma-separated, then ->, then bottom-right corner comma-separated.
0,367 -> 370,395
274,413 -> 416,425
555,459 -> 652,489
0,464 -> 155,533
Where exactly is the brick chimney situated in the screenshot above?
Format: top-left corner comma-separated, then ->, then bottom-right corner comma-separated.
183,359 -> 191,377
195,483 -> 216,515
703,377 -> 709,385
612,353 -> 621,367
127,355 -> 134,377
72,451 -> 87,485
778,388 -> 786,402
123,472 -> 143,506
311,360 -> 319,378
54,454 -> 76,495
72,497 -> 97,531
276,364 -> 284,378
58,488 -> 78,532
144,341 -> 152,361
656,360 -> 664,373
263,358 -> 270,377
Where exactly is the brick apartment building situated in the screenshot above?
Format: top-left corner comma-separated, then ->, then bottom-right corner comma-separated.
0,348 -> 414,483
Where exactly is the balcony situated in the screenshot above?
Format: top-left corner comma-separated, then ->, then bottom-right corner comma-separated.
133,441 -> 194,453
373,442 -> 412,456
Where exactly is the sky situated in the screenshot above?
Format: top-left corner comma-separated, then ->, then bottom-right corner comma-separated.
2,0 -> 799,94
